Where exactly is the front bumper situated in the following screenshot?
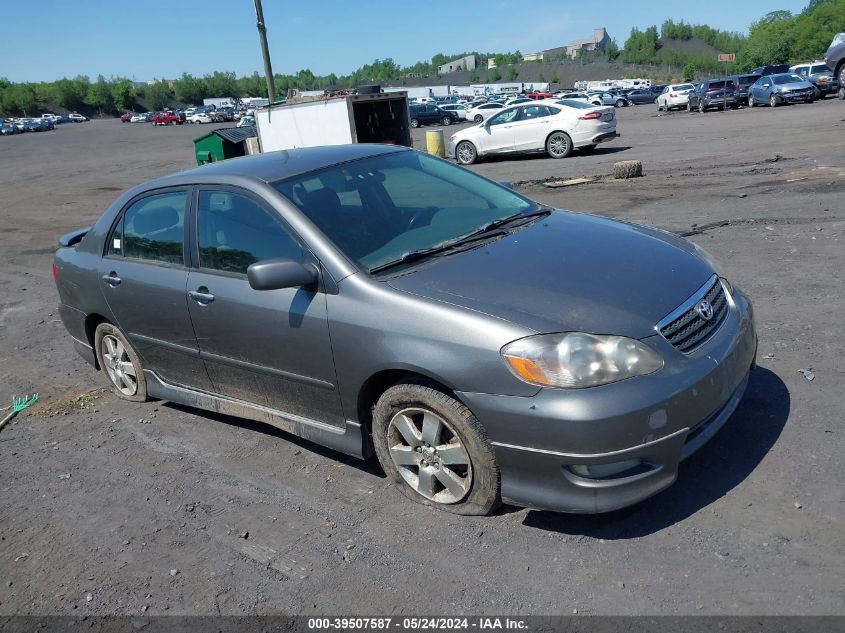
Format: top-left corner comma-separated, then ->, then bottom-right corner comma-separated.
457,288 -> 757,513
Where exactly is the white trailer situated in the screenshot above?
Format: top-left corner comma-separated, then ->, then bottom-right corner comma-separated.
203,97 -> 236,109
255,92 -> 412,153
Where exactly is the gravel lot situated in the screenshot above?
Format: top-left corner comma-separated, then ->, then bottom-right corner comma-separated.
1,102 -> 843,616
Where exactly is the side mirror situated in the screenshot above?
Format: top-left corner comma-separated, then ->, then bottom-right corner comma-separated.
247,258 -> 319,291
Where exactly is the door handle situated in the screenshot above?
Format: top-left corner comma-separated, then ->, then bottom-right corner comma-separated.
101,273 -> 121,287
188,289 -> 215,305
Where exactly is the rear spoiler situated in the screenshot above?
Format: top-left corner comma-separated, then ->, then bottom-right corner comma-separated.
58,227 -> 91,248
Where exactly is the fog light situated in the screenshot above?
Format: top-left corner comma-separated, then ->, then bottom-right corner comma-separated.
568,459 -> 644,480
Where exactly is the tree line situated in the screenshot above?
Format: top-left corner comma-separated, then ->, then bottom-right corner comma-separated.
1,0 -> 842,116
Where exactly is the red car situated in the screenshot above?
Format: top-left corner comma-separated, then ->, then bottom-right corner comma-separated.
526,92 -> 554,100
120,112 -> 133,122
151,112 -> 183,126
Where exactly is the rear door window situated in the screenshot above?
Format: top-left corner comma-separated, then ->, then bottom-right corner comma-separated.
117,191 -> 187,265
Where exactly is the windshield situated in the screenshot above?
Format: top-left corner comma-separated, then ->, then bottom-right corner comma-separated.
273,151 -> 535,272
773,74 -> 804,85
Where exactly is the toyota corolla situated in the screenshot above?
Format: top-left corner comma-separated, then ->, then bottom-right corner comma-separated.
53,145 -> 756,515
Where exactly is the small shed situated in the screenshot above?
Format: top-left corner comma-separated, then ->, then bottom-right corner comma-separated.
193,126 -> 257,165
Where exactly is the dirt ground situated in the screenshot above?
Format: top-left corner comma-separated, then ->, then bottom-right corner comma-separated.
0,102 -> 843,616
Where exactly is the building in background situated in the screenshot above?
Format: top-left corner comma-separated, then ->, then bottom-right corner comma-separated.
565,28 -> 610,58
438,55 -> 477,74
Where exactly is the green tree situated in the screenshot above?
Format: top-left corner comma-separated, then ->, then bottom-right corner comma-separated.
683,63 -> 696,82
204,71 -> 237,97
174,73 -> 208,104
506,65 -> 518,81
488,68 -> 502,82
52,77 -> 88,110
145,80 -> 171,110
605,38 -> 621,61
111,79 -> 136,112
1,83 -> 37,114
86,75 -> 115,114
469,71 -> 480,82
551,74 -> 560,84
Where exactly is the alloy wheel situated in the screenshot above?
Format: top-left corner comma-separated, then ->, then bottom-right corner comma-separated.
101,334 -> 138,396
386,408 -> 472,504
547,132 -> 571,158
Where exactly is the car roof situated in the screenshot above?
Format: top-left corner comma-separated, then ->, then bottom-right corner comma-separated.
158,144 -> 410,186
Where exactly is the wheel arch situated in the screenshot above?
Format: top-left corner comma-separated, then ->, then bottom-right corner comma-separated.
84,313 -> 111,369
356,368 -> 460,436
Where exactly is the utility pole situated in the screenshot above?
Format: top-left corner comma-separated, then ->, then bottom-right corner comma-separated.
253,0 -> 276,104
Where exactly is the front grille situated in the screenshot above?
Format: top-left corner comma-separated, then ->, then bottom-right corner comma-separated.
657,276 -> 729,353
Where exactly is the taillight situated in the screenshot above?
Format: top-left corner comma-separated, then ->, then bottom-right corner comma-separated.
578,111 -> 603,120
52,263 -> 58,283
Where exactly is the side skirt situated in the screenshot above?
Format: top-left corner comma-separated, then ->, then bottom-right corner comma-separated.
144,370 -> 371,459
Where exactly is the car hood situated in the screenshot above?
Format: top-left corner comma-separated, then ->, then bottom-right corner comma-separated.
778,80 -> 814,89
386,211 -> 715,339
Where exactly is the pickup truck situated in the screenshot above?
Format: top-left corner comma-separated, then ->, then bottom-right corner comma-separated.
151,111 -> 183,126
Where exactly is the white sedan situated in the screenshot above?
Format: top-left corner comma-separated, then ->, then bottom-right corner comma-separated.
465,102 -> 505,123
187,112 -> 213,124
439,104 -> 468,120
655,83 -> 696,110
129,113 -> 148,123
447,100 -> 618,165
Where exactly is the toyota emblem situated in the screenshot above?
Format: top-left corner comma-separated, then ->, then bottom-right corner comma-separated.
696,299 -> 714,321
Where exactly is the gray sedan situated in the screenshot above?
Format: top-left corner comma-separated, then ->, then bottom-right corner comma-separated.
54,145 -> 757,515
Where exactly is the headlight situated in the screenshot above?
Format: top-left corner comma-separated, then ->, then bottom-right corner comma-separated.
502,332 -> 663,389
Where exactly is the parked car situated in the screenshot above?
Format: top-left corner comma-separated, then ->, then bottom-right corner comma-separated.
555,92 -> 590,103
504,97 -> 532,107
623,89 -> 654,105
525,92 -> 554,100
120,112 -> 135,123
789,62 -> 839,98
236,115 -> 255,128
448,101 -> 617,165
726,74 -> 761,105
687,79 -> 738,112
823,32 -> 845,98
53,144 -> 756,516
129,113 -> 149,123
151,111 -> 183,126
68,113 -> 88,122
464,102 -> 504,123
187,112 -> 213,124
37,118 -> 55,131
655,83 -> 696,111
216,107 -> 236,122
589,92 -> 630,107
408,103 -> 456,128
748,73 -> 816,107
439,104 -> 468,120
0,121 -> 17,135
752,64 -> 791,77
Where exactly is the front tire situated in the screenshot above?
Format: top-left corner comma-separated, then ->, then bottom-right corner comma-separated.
372,382 -> 500,516
94,323 -> 148,402
546,131 -> 572,159
455,140 -> 477,165
770,94 -> 779,108
410,118 -> 420,128
748,95 -> 755,107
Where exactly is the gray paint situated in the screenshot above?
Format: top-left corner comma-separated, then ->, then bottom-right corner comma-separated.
54,145 -> 757,513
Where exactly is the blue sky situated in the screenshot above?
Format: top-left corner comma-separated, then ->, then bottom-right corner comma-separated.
1,0 -> 810,83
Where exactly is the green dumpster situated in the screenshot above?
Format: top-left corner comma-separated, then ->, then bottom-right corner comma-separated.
193,126 -> 257,166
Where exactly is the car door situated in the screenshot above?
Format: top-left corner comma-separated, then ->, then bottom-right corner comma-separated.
509,105 -> 552,150
478,107 -> 520,154
98,188 -> 213,391
186,187 -> 344,427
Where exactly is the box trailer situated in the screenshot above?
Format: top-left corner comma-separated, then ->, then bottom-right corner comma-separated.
255,92 -> 412,152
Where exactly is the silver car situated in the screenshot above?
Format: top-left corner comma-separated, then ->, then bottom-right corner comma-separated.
54,145 -> 757,516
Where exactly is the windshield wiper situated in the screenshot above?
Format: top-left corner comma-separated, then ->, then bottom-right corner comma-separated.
368,209 -> 551,275
467,208 -> 551,237
369,229 -> 509,274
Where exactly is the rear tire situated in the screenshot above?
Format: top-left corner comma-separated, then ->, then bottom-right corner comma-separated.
94,323 -> 148,402
441,116 -> 452,126
473,114 -> 483,123
410,118 -> 420,128
546,131 -> 572,159
371,382 -> 500,516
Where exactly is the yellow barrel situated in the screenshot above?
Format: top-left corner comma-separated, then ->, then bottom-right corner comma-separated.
425,129 -> 446,158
